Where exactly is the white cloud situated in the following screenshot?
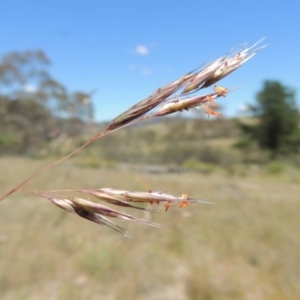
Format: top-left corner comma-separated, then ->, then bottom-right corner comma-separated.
22,84 -> 37,93
238,103 -> 250,112
141,68 -> 152,76
135,44 -> 149,55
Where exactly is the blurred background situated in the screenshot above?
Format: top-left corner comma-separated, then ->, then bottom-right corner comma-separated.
0,1 -> 300,299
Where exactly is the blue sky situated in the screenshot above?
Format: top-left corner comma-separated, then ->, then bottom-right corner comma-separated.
1,0 -> 300,121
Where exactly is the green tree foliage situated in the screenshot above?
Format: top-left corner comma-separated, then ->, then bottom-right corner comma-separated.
0,96 -> 55,154
0,50 -> 94,155
237,81 -> 300,158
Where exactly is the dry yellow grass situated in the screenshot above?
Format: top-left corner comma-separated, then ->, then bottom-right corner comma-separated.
0,157 -> 300,300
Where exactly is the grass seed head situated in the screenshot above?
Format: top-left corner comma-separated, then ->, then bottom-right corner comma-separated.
107,73 -> 194,130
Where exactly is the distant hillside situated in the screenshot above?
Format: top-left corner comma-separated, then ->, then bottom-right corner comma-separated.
45,116 -> 248,166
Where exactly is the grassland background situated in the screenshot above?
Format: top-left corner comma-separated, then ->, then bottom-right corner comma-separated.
0,157 -> 300,300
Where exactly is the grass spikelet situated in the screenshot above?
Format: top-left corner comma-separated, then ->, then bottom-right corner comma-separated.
39,193 -> 159,236
89,190 -> 155,211
155,91 -> 223,116
70,197 -> 160,227
201,38 -> 267,88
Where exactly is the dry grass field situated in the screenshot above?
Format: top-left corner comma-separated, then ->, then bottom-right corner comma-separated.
0,157 -> 300,300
